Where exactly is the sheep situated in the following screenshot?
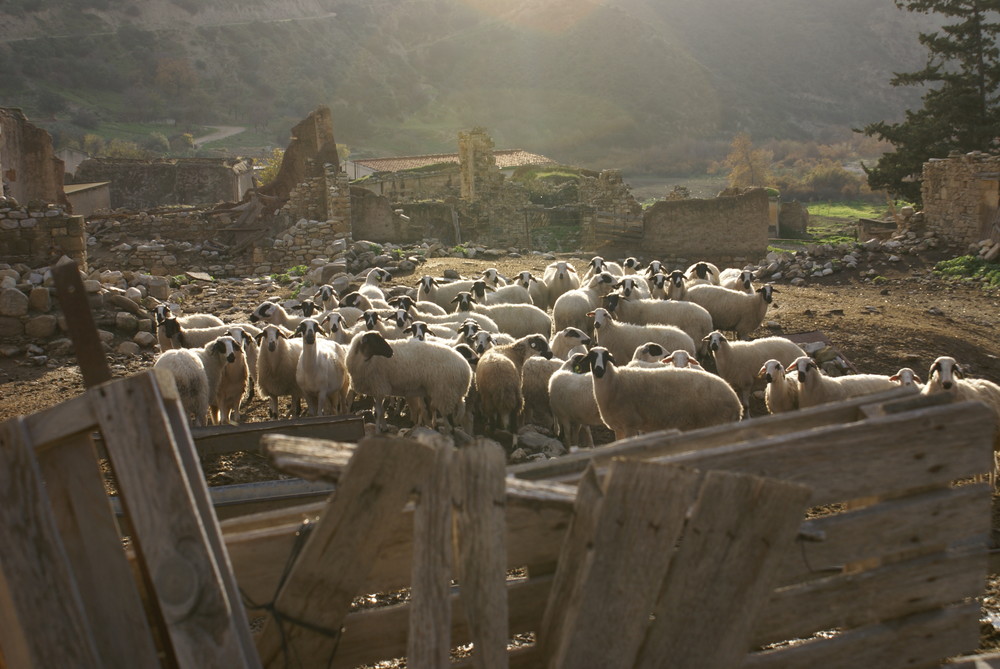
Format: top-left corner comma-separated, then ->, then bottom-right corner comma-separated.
153,335 -> 239,426
613,275 -> 651,299
621,256 -> 641,272
475,334 -> 553,435
452,343 -> 481,433
340,291 -> 390,312
628,343 -> 703,370
224,325 -> 258,405
550,326 -> 591,360
452,292 -> 552,339
416,275 -> 478,311
662,349 -> 703,369
314,284 -> 339,311
719,268 -> 755,293
703,331 -> 805,414
601,292 -> 713,355
481,267 -> 510,287
685,261 -> 721,286
551,272 -> 617,336
152,304 -> 223,351
644,260 -> 664,278
521,355 -> 565,427
685,284 -> 775,340
921,356 -> 1000,426
648,272 -> 669,300
358,267 -> 393,304
513,270 -> 548,308
253,324 -> 304,419
209,335 -> 249,425
466,330 -> 515,355
346,331 -> 473,431
293,319 -> 351,416
891,367 -> 924,390
160,318 -> 262,350
584,347 -> 742,440
468,279 -> 532,306
589,307 -> 696,366
319,311 -> 355,345
790,356 -> 899,409
542,261 -> 581,310
409,307 -> 500,334
582,256 -> 624,282
548,353 -> 602,448
664,270 -> 688,300
387,294 -> 448,317
757,358 -> 800,414
249,300 -> 309,329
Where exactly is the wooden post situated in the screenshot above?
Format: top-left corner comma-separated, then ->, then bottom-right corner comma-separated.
256,436 -> 436,667
452,439 -> 509,669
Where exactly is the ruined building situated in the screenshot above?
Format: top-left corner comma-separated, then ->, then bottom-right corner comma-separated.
922,152 -> 1000,247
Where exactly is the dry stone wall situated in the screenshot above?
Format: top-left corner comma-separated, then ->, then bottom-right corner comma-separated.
0,197 -> 86,270
922,152 -> 1000,248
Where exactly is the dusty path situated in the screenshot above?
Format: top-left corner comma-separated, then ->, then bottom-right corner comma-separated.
193,125 -> 246,147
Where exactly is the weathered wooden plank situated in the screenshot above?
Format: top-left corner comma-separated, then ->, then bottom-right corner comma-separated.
537,465 -> 604,663
635,470 -> 811,669
742,603 -> 981,669
21,392 -> 96,449
191,415 -> 365,456
649,401 -> 995,507
548,461 -> 702,669
755,550 -> 987,647
160,380 -> 261,668
510,387 -> 926,483
408,443 -> 454,669
945,650 -> 1000,668
0,419 -> 102,669
330,575 -> 551,669
452,440 -> 510,669
259,435 -> 358,481
35,433 -> 161,668
774,483 -> 990,585
255,436 -> 436,667
53,260 -> 112,387
92,371 -> 253,668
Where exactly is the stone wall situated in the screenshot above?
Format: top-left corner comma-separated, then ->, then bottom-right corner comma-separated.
75,157 -> 253,210
0,197 -> 86,269
0,108 -> 66,207
922,152 -> 1000,247
459,127 -> 502,201
635,188 -> 770,265
355,168 -> 460,202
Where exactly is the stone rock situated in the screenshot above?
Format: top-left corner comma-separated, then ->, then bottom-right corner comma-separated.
24,315 -> 57,339
106,293 -> 144,316
0,344 -> 22,357
985,244 -> 1000,262
97,329 -> 115,345
516,429 -> 567,457
443,269 -> 461,280
0,316 -> 24,337
133,331 -> 157,348
28,286 -> 50,312
47,338 -> 74,356
0,288 -> 28,317
117,341 -> 141,356
509,448 -> 531,464
116,311 -> 139,335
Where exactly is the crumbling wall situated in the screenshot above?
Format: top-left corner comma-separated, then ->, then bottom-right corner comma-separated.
75,157 -> 252,210
922,152 -> 1000,247
579,169 -> 644,220
779,200 -> 809,237
0,197 -> 85,269
0,108 -> 66,207
459,127 -> 502,201
354,168 -> 460,202
257,106 -> 339,201
638,188 -> 770,265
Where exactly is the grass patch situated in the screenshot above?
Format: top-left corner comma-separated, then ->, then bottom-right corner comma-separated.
806,200 -> 888,220
934,255 -> 1000,288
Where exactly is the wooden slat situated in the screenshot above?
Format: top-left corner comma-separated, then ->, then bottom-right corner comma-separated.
635,470 -> 811,669
547,461 -> 702,669
649,401 -> 995,507
742,603 -> 981,669
53,260 -> 112,387
452,440 -> 510,669
0,419 -> 101,669
191,415 -> 365,456
509,388 -> 943,483
255,436 -> 436,667
755,550 -> 987,647
260,435 -> 358,481
408,443 -> 454,669
945,651 -> 1000,668
21,392 -> 96,448
331,575 -> 551,669
91,371 -> 253,668
35,434 -> 161,668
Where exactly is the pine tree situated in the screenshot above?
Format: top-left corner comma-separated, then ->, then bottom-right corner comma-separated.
860,0 -> 1000,204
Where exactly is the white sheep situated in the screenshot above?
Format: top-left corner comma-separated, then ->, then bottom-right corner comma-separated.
718,268 -> 756,293
481,267 -> 510,287
703,331 -> 805,414
475,334 -> 553,435
644,260 -> 664,278
664,270 -> 688,300
249,300 -> 308,329
469,279 -> 532,306
757,358 -> 800,414
152,304 -> 223,351
550,326 -> 591,360
314,284 -> 339,312
685,284 -> 775,339
685,261 -> 721,286
585,347 -> 742,440
346,331 -> 473,431
253,324 -> 304,419
292,319 -> 351,416
209,335 -> 249,425
452,292 -> 552,339
358,267 -> 393,304
465,330 -> 516,355
590,307 -> 696,366
622,257 -> 641,272
891,367 -> 924,390
514,270 -> 549,308
648,272 -> 669,300
790,356 -> 899,408
582,256 -> 624,282
551,272 -> 617,336
549,353 -> 602,448
340,291 -> 391,312
416,275 -> 477,311
153,335 -> 239,426
160,318 -> 262,351
542,261 -> 581,310
613,275 -> 651,299
921,356 -> 1000,433
628,343 -> 703,370
601,292 -> 713,355
521,355 -> 565,427
387,294 -> 449,317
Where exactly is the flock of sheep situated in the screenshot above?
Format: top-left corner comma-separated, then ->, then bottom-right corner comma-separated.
149,255 -> 1000,455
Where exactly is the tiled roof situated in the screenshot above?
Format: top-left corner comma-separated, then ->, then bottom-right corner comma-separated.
353,149 -> 557,173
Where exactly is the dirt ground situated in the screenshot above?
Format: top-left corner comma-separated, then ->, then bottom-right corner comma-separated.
1,250 -> 999,651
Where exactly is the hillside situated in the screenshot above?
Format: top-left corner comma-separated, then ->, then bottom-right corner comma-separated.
0,0 -> 936,166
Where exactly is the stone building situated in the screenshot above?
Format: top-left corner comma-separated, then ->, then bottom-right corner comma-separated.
0,108 -> 67,206
922,152 -> 1000,247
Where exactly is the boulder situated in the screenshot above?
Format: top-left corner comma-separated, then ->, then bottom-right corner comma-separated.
24,315 -> 57,339
0,288 -> 28,317
28,286 -> 50,313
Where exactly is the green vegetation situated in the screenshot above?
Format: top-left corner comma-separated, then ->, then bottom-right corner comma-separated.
271,264 -> 308,286
806,201 -> 888,219
450,244 -> 468,256
934,256 -> 1000,288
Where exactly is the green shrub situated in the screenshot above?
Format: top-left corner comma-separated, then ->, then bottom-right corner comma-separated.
934,255 -> 1000,287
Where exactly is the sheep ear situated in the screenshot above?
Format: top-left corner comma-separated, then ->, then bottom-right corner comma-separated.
663,356 -> 674,365
757,365 -> 768,378
253,331 -> 265,344
213,340 -> 226,354
889,374 -> 899,382
954,364 -> 964,378
450,295 -> 462,303
586,310 -> 596,317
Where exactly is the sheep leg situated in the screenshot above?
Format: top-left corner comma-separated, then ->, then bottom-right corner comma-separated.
580,426 -> 595,449
268,396 -> 279,419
